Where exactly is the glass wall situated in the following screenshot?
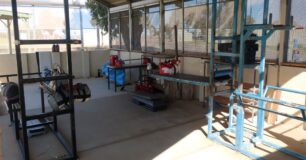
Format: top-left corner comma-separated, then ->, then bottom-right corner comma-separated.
146,6 -> 160,52
0,4 -> 102,54
184,0 -> 209,54
110,11 -> 130,50
165,2 -> 182,53
132,8 -> 145,51
247,0 -> 281,60
287,0 -> 306,63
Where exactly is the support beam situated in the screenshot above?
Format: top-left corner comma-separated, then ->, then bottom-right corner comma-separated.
160,0 -> 165,53
95,0 -> 113,8
7,20 -> 13,54
129,1 -> 133,51
108,9 -> 112,49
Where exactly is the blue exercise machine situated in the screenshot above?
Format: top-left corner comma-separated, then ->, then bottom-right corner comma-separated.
207,0 -> 306,159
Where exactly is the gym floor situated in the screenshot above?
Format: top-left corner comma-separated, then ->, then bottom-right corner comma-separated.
0,78 -> 305,160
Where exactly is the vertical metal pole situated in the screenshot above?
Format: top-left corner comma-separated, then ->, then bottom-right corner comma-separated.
108,9 -> 112,49
256,0 -> 269,140
208,0 -> 217,136
64,0 -> 77,158
238,0 -> 246,92
119,15 -> 122,49
128,3 -> 133,79
182,0 -> 185,54
79,7 -> 84,49
11,0 -> 30,159
7,20 -> 13,54
235,0 -> 247,149
235,106 -> 245,149
129,2 -> 133,51
283,0 -> 292,62
35,52 -> 45,113
174,25 -> 178,60
144,9 -> 147,52
229,0 -> 240,129
160,0 -> 165,53
97,28 -> 100,48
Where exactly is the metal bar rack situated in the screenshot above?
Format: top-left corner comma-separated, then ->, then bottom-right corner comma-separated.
207,0 -> 306,159
10,0 -> 79,159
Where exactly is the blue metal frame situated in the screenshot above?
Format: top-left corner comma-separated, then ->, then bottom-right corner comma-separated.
207,0 -> 306,159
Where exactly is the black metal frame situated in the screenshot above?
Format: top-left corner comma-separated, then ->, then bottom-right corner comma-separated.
10,0 -> 78,159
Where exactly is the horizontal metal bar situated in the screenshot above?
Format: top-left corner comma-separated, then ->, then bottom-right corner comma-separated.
243,103 -> 305,121
19,39 -> 81,45
215,52 -> 239,57
0,72 -> 41,78
235,92 -> 306,111
215,36 -> 236,40
262,140 -> 306,160
26,120 -> 53,129
245,24 -> 293,31
215,89 -> 234,96
26,109 -> 72,121
266,85 -> 306,95
22,75 -> 73,83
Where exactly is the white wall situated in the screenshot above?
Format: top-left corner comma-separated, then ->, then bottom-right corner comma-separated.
0,50 -> 110,82
0,54 -> 28,83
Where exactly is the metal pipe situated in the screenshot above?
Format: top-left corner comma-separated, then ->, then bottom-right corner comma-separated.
256,0 -> 270,139
79,7 -> 84,48
160,0 -> 165,53
7,19 -> 13,54
208,0 -> 218,135
11,0 -> 30,159
63,0 -> 77,158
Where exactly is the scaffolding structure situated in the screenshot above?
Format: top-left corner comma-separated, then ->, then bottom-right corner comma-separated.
10,0 -> 80,159
207,0 -> 306,159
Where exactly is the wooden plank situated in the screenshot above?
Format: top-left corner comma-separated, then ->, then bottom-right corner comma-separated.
266,90 -> 282,124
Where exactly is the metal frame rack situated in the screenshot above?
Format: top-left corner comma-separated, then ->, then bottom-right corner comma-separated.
11,0 -> 79,159
207,0 -> 306,159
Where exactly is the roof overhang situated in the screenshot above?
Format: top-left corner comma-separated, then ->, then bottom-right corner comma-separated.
0,10 -> 30,20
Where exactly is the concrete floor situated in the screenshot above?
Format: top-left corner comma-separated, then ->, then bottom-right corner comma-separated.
0,78 -> 305,160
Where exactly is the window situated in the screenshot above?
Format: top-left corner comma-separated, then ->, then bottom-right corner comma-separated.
184,0 -> 210,54
287,0 -> 306,63
246,0 -> 281,60
132,8 -> 145,51
146,6 -> 160,52
165,2 -> 183,53
82,8 -> 100,48
110,11 -> 130,50
0,4 -> 101,54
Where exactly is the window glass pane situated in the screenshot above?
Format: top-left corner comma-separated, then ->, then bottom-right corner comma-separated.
247,0 -> 281,60
146,6 -> 160,52
184,4 -> 209,54
132,8 -> 145,51
110,17 -> 120,49
287,0 -> 306,63
82,8 -> 98,48
216,1 -> 234,36
165,3 -> 183,53
120,11 -> 130,50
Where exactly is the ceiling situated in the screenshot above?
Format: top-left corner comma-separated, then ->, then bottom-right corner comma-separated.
95,0 -> 143,7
